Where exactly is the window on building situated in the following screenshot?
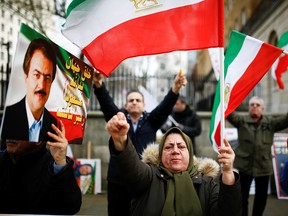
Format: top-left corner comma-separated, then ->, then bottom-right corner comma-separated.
241,8 -> 246,26
268,30 -> 278,91
268,30 -> 278,46
235,19 -> 239,31
160,63 -> 166,70
228,0 -> 233,11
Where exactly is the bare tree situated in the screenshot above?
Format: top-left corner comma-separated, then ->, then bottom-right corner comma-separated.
1,0 -> 67,36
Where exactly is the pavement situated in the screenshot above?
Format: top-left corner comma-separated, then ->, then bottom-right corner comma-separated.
76,192 -> 288,216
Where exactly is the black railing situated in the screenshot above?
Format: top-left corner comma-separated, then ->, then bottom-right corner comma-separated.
87,64 -> 220,112
0,63 -> 219,112
0,61 -> 252,113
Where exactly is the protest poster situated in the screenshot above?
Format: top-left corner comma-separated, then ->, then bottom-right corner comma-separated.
272,133 -> 288,199
0,23 -> 93,145
75,158 -> 102,195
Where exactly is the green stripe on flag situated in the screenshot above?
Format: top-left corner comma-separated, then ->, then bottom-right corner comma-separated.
209,83 -> 219,143
66,0 -> 87,18
224,31 -> 246,78
278,31 -> 288,48
20,24 -> 46,41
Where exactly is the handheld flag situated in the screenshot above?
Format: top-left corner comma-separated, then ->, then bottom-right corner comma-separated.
62,0 -> 224,77
210,30 -> 283,152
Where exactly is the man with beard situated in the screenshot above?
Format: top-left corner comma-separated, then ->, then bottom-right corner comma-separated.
93,71 -> 187,216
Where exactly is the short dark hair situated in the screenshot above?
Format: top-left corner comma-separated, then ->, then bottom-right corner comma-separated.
23,38 -> 57,81
126,89 -> 144,102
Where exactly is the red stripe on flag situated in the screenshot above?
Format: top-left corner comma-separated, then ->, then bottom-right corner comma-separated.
225,43 -> 282,117
275,55 -> 288,89
50,111 -> 85,144
83,0 -> 223,76
214,122 -> 221,148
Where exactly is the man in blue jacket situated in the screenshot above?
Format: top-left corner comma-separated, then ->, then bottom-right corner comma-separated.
93,71 -> 186,215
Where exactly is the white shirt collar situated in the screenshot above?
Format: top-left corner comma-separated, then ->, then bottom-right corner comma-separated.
25,98 -> 44,128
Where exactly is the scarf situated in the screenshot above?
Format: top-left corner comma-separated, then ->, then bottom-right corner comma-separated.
159,127 -> 203,216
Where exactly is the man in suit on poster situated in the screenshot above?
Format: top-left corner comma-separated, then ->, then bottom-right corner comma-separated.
1,38 -> 58,150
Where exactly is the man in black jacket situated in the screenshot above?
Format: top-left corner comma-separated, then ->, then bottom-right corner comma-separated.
93,71 -> 187,216
106,112 -> 242,216
161,95 -> 202,155
0,120 -> 82,215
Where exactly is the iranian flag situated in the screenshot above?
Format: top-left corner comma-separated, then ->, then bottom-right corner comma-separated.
271,31 -> 288,90
62,0 -> 223,77
210,31 -> 283,151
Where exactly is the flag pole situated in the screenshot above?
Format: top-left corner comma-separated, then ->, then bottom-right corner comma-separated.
283,50 -> 288,55
219,47 -> 225,147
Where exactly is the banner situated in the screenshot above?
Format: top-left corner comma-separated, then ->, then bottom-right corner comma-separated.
75,158 -> 102,195
0,24 -> 93,145
272,133 -> 288,199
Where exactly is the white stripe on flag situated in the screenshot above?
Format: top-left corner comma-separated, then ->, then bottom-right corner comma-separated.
225,36 -> 262,90
63,0 -> 203,48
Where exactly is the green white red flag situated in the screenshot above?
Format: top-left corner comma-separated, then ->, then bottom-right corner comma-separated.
271,31 -> 288,89
210,31 -> 283,151
62,0 -> 223,77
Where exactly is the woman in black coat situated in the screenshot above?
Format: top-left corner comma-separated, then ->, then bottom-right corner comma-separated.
107,112 -> 242,216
